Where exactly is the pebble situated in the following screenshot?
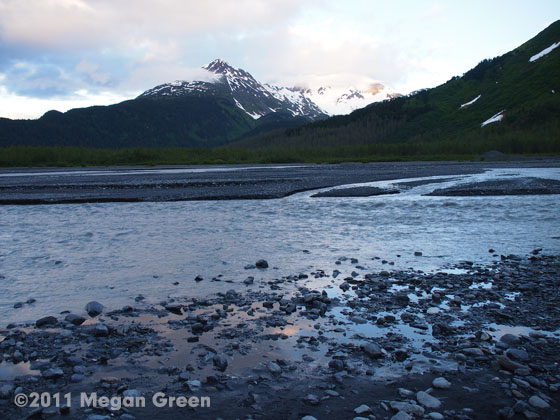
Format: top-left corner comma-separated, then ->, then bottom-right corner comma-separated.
42,368 -> 64,379
416,391 -> 441,409
391,412 -> 412,420
213,354 -> 228,372
268,361 -> 282,374
186,380 -> 201,391
428,413 -> 444,420
389,401 -> 425,416
255,259 -> 269,268
123,389 -> 141,398
304,394 -> 320,405
432,377 -> 451,389
506,348 -> 529,362
85,301 -> 104,317
362,343 -> 384,358
0,384 -> 14,399
65,313 -> 86,326
353,404 -> 372,415
36,316 -> 57,328
528,395 -> 550,409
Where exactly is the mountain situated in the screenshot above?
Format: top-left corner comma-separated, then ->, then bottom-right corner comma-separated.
288,74 -> 400,115
139,59 -> 327,120
236,20 -> 560,155
0,59 -> 328,148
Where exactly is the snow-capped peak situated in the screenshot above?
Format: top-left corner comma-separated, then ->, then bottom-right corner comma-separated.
286,74 -> 400,115
138,60 -> 398,120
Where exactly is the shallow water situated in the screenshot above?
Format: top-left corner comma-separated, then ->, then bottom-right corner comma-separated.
1,167 -> 559,324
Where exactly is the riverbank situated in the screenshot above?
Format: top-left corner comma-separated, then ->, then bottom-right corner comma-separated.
1,252 -> 558,419
1,160 -> 560,204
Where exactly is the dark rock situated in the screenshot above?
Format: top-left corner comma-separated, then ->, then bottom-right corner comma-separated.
85,301 -> 104,317
164,304 -> 183,315
497,355 -> 529,372
93,324 -> 110,337
255,259 -> 269,269
328,359 -> 345,371
506,348 -> 529,362
65,313 -> 86,326
36,316 -> 57,328
42,367 -> 64,379
213,354 -> 228,372
363,343 -> 384,358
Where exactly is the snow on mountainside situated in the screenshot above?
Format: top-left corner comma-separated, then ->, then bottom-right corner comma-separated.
290,74 -> 401,115
139,59 -> 326,120
139,60 -> 399,120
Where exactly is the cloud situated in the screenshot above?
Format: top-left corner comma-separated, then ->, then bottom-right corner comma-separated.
0,0 -> 317,50
1,0 -> 558,119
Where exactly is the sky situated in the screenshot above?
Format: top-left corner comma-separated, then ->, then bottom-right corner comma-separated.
0,0 -> 558,119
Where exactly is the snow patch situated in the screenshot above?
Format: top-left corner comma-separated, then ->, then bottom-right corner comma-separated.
233,98 -> 262,120
529,42 -> 560,62
481,110 -> 505,127
460,94 -> 481,108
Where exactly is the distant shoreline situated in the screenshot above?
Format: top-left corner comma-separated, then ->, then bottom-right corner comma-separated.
1,160 -> 560,205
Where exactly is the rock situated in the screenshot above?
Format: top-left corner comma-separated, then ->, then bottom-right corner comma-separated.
362,343 -> 384,358
213,354 -> 228,372
65,313 -> 86,326
325,390 -> 339,397
186,380 -> 201,392
36,316 -> 57,328
194,275 -> 204,282
85,301 -> 104,317
13,302 -> 23,309
497,407 -> 515,419
390,401 -> 425,416
500,333 -> 520,345
497,355 -> 528,372
398,388 -> 414,398
255,259 -> 269,269
523,410 -> 540,419
301,416 -> 318,420
506,348 -> 529,362
391,412 -> 412,420
0,384 -> 14,399
268,362 -> 282,375
528,395 -> 550,409
414,251 -> 423,256
462,347 -> 485,357
123,389 -> 141,398
191,323 -> 204,334
354,404 -> 372,415
243,277 -> 254,285
416,391 -> 441,409
71,374 -> 85,382
43,368 -> 64,379
428,413 -> 444,420
432,377 -> 451,389
304,394 -> 320,405
93,324 -> 109,337
164,304 -> 183,315
328,359 -> 344,371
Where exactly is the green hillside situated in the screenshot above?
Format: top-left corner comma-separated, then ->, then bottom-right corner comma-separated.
235,20 -> 560,156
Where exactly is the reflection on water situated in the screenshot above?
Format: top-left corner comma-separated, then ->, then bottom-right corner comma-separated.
1,168 -> 560,324
0,360 -> 40,381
